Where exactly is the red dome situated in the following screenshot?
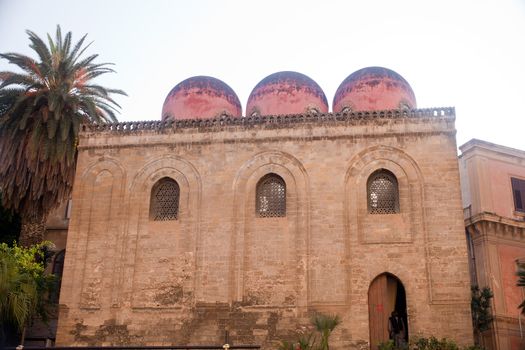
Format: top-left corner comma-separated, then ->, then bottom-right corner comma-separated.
246,71 -> 328,116
333,67 -> 416,112
162,76 -> 242,121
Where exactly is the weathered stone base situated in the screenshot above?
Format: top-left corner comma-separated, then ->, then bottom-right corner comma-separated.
57,302 -> 473,349
57,304 -> 311,347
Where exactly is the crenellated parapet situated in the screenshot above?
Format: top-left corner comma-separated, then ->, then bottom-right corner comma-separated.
82,107 -> 455,133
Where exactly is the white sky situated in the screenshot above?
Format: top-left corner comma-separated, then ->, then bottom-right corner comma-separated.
1,0 -> 524,150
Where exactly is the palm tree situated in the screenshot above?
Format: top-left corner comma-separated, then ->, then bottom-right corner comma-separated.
518,263 -> 525,314
0,26 -> 125,246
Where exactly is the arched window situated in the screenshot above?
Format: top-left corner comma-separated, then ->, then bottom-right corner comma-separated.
50,250 -> 65,303
150,177 -> 180,221
367,169 -> 399,214
256,173 -> 286,217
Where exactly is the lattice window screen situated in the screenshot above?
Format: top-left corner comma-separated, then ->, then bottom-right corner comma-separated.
150,178 -> 180,221
367,170 -> 399,214
256,174 -> 286,217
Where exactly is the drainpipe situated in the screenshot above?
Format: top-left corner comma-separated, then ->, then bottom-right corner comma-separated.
466,228 -> 478,286
519,312 -> 523,339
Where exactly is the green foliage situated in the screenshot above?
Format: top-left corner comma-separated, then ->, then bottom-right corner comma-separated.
411,336 -> 486,350
517,263 -> 525,314
470,286 -> 493,334
0,25 -> 125,221
0,242 -> 55,334
277,313 -> 340,350
277,340 -> 295,350
412,336 -> 459,350
378,339 -> 409,350
297,332 -> 316,350
312,314 -> 340,350
378,340 -> 395,350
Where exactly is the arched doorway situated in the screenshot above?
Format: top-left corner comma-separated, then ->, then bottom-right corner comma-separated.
368,273 -> 407,349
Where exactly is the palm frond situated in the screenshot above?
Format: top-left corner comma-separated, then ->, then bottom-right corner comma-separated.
73,54 -> 99,71
68,33 -> 88,62
0,72 -> 37,89
55,25 -> 63,53
0,53 -> 42,77
62,31 -> 72,57
26,30 -> 52,70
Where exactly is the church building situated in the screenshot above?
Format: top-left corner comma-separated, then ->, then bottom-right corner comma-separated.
51,67 -> 474,349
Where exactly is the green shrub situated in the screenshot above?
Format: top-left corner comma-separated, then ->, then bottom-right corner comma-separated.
411,336 -> 485,350
277,313 -> 340,350
378,340 -> 395,350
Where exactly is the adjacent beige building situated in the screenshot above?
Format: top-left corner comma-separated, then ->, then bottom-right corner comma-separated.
460,139 -> 525,350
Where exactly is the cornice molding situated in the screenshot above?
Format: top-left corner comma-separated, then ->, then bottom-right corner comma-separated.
77,130 -> 455,151
459,138 -> 525,162
81,107 -> 455,135
465,211 -> 525,241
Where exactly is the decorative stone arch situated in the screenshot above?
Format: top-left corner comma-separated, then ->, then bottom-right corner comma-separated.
230,150 -> 310,307
122,155 -> 202,308
343,145 -> 433,339
65,156 -> 126,309
344,145 -> 425,244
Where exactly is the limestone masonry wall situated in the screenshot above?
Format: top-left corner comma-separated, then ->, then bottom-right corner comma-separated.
56,111 -> 473,349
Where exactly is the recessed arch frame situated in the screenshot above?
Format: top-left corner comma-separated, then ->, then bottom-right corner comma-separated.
119,155 -> 202,307
230,150 -> 310,307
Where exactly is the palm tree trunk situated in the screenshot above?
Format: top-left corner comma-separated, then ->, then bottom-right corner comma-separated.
19,215 -> 46,247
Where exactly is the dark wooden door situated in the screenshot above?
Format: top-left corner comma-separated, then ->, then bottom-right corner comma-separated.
368,274 -> 389,350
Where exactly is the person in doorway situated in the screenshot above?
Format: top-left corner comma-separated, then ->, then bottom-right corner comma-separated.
388,310 -> 405,348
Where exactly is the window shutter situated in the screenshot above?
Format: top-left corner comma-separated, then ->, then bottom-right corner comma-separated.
511,177 -> 525,212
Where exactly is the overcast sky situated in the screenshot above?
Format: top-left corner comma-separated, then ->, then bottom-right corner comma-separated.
1,0 -> 524,151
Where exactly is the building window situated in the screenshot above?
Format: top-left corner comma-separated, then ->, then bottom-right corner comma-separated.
511,177 -> 525,212
256,173 -> 286,217
150,177 -> 180,221
50,250 -> 65,304
367,169 -> 399,214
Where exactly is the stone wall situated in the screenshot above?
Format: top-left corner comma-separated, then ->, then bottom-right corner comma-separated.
56,110 -> 473,348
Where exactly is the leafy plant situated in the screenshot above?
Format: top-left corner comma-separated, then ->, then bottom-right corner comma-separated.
378,340 -> 395,350
411,336 -> 485,350
470,285 -> 493,347
412,336 -> 458,350
312,314 -> 341,350
0,242 -> 55,343
277,340 -> 294,350
297,332 -> 316,350
277,313 -> 340,350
